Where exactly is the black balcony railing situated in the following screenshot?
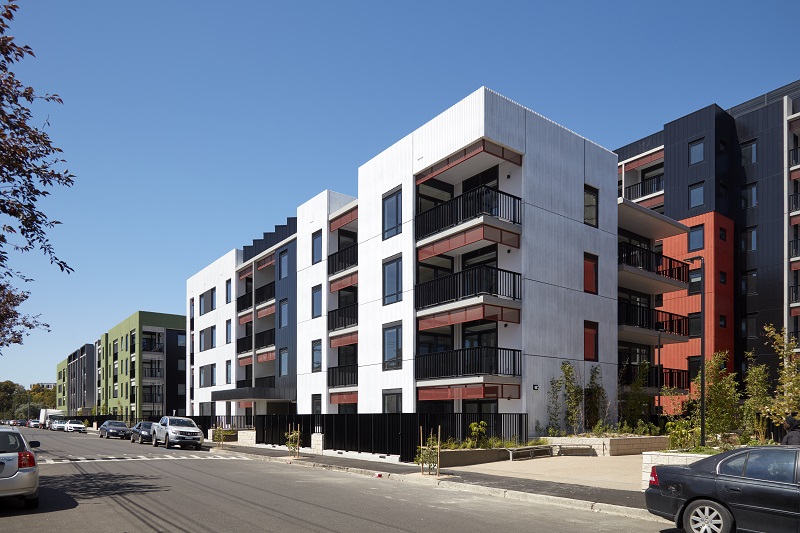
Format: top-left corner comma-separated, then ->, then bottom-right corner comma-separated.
415,186 -> 522,241
791,286 -> 800,304
237,292 -> 253,313
141,339 -> 163,352
328,243 -> 358,275
618,301 -> 688,336
237,376 -> 276,389
618,242 -> 689,283
236,379 -> 250,389
623,173 -> 664,200
237,335 -> 252,354
142,394 -> 162,404
328,364 -> 358,387
619,363 -> 690,390
415,347 -> 522,380
255,282 -> 275,305
142,368 -> 162,378
790,147 -> 800,167
255,329 -> 276,350
328,303 -> 358,331
791,240 -> 800,259
415,265 -> 521,310
791,194 -> 800,213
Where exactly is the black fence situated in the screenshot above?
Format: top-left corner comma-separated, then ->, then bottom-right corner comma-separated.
618,301 -> 689,336
415,347 -> 521,380
414,265 -> 521,310
415,186 -> 522,241
237,292 -> 252,313
328,243 -> 358,275
619,363 -> 690,389
624,173 -> 664,200
618,242 -> 688,283
254,412 -> 528,463
237,335 -> 252,354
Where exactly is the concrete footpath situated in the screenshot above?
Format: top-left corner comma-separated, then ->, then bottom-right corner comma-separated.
214,443 -> 670,524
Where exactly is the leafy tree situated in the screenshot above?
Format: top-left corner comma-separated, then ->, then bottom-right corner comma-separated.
619,360 -> 650,427
546,376 -> 561,436
741,350 -> 771,443
561,361 -> 583,434
690,351 -> 739,445
29,383 -> 55,408
763,325 -> 800,425
0,379 -> 23,417
584,365 -> 608,429
0,1 -> 74,353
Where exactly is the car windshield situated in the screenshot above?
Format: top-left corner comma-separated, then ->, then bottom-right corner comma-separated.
68,420 -> 82,425
169,418 -> 196,427
108,421 -> 127,427
0,432 -> 23,453
141,422 -> 153,428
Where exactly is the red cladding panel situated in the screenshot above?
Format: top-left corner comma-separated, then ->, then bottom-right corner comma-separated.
238,357 -> 253,367
330,392 -> 358,405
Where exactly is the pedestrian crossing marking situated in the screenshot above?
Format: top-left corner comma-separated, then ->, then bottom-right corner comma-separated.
39,454 -> 252,465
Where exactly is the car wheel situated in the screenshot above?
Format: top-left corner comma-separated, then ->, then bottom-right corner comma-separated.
152,436 -> 158,447
131,435 -> 136,443
105,434 -> 110,439
24,496 -> 39,509
165,435 -> 171,449
195,444 -> 202,451
683,499 -> 733,533
98,432 -> 103,438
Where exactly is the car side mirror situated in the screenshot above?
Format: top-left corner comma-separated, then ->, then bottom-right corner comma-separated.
29,441 -> 40,448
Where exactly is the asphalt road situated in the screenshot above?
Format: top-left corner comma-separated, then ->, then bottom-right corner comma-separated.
2,427 -> 681,533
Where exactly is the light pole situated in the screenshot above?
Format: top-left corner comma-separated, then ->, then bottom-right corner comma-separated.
686,255 -> 705,446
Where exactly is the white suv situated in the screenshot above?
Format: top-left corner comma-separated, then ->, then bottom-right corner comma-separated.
152,417 -> 204,450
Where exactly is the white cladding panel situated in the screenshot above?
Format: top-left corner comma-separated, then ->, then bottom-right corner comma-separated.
483,89 -> 526,154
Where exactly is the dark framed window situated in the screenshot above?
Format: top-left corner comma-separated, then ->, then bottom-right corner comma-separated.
225,319 -> 231,344
312,340 -> 322,373
383,391 -> 402,413
199,326 -> 216,352
311,394 -> 322,415
199,363 -> 216,387
584,185 -> 598,228
383,257 -> 402,305
742,226 -> 757,252
719,227 -> 727,241
688,269 -> 702,295
225,360 -> 231,384
688,225 -> 704,251
279,251 -> 289,280
312,285 -> 322,318
382,188 -> 402,240
584,253 -> 598,294
383,324 -> 402,370
689,139 -> 704,165
742,270 -> 757,295
720,271 -> 727,285
741,141 -> 757,166
279,348 -> 289,377
741,183 -> 757,209
742,314 -> 757,339
225,279 -> 232,304
719,315 -> 727,328
279,299 -> 289,328
584,321 -> 598,361
312,230 -> 322,264
199,288 -> 216,315
689,182 -> 704,209
655,294 -> 663,307
688,313 -> 701,338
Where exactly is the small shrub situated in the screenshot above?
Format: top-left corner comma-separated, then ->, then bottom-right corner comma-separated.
414,434 -> 439,474
284,429 -> 301,455
468,421 -> 488,448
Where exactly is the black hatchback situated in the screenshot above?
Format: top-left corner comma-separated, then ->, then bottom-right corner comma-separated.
130,421 -> 155,444
646,446 -> 800,533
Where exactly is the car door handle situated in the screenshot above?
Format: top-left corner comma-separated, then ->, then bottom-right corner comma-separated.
725,486 -> 741,493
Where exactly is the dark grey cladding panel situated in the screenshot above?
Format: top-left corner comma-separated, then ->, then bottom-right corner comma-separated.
729,78 -> 800,118
211,387 -> 296,402
243,217 -> 298,262
274,239 -> 297,391
615,130 -> 665,161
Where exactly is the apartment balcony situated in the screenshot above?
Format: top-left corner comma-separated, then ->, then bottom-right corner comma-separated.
237,376 -> 275,389
618,363 -> 690,390
255,329 -> 276,350
141,339 -> 164,353
623,174 -> 664,201
141,368 -> 163,379
791,240 -> 800,260
255,282 -> 275,306
327,364 -> 358,388
237,335 -> 252,355
141,394 -> 162,404
790,194 -> 800,214
791,286 -> 800,305
328,303 -> 358,332
618,242 -> 689,294
617,198 -> 688,242
415,347 -> 522,381
328,243 -> 358,276
791,147 -> 800,168
415,186 -> 522,241
415,265 -> 521,310
618,301 -> 688,345
216,374 -> 293,402
237,292 -> 253,313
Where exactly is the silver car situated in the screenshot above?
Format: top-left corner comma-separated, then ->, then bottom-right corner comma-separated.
0,428 -> 40,508
152,417 -> 204,450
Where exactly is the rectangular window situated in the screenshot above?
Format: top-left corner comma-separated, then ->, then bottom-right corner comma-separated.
688,313 -> 701,338
742,270 -> 757,295
382,391 -> 402,414
688,225 -> 704,251
311,340 -> 322,373
383,324 -> 402,370
689,139 -> 704,165
225,319 -> 231,344
741,183 -> 757,209
199,288 -> 216,315
719,227 -> 727,241
177,333 -> 186,347
584,253 -> 598,294
584,185 -> 598,228
312,285 -> 322,318
742,227 -> 757,252
383,257 -> 402,305
199,363 -> 216,387
719,315 -> 727,328
689,182 -> 704,209
279,348 -> 289,377
312,230 -> 322,264
199,326 -> 216,352
279,250 -> 289,280
742,314 -> 757,338
382,189 -> 402,239
279,299 -> 289,328
225,279 -> 232,304
225,360 -> 231,384
741,141 -> 757,166
311,394 -> 322,415
688,269 -> 702,295
720,271 -> 727,285
583,321 -> 598,361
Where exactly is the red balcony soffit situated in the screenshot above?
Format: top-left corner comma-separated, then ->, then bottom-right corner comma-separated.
238,356 -> 253,367
415,139 -> 522,186
417,384 -> 520,401
418,304 -> 520,331
418,225 -> 520,261
330,392 -> 358,405
239,314 -> 253,325
330,332 -> 358,348
257,350 -> 275,363
330,207 -> 358,233
622,149 -> 664,172
238,267 -> 253,280
257,254 -> 275,270
330,272 -> 358,293
257,305 -> 275,319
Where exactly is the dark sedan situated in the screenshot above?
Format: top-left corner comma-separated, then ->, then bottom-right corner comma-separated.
646,446 -> 800,533
130,421 -> 155,444
98,420 -> 131,439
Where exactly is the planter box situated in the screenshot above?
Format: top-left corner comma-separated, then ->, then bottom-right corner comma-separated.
438,448 -> 507,467
641,451 -> 706,490
544,436 -> 669,457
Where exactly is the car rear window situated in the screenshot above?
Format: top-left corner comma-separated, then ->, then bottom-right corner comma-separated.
108,421 -> 127,427
0,432 -> 23,453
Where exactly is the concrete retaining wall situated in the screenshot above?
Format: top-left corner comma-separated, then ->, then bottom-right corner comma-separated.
545,436 -> 669,457
641,452 -> 706,490
438,449 -> 508,467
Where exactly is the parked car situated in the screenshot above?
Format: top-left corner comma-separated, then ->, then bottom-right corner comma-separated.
646,446 -> 800,533
152,417 -> 204,450
49,419 -> 66,431
27,420 -> 40,429
0,427 -> 40,508
98,420 -> 131,439
130,421 -> 155,444
64,420 -> 86,433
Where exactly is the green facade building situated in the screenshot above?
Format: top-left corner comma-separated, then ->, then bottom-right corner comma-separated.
56,358 -> 68,412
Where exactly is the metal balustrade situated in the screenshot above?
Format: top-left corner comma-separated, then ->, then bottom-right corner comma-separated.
618,242 -> 689,283
328,364 -> 358,387
328,243 -> 358,275
623,174 -> 664,200
415,347 -> 522,380
618,301 -> 688,336
414,265 -> 521,310
415,186 -> 522,240
255,282 -> 275,305
328,303 -> 358,331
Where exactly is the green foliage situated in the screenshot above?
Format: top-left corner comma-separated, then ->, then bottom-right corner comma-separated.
763,325 -> 800,426
546,377 -> 561,436
584,365 -> 608,430
691,351 -> 740,445
666,418 -> 698,450
414,434 -> 439,474
619,361 -> 650,427
284,428 -> 301,454
468,421 -> 488,449
561,361 -> 583,434
213,428 -> 236,448
741,350 -> 771,444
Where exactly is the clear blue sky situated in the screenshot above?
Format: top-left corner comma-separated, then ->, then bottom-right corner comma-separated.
0,0 -> 795,387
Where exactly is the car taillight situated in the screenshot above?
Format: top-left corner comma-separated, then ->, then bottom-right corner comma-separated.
18,451 -> 36,468
649,466 -> 659,487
